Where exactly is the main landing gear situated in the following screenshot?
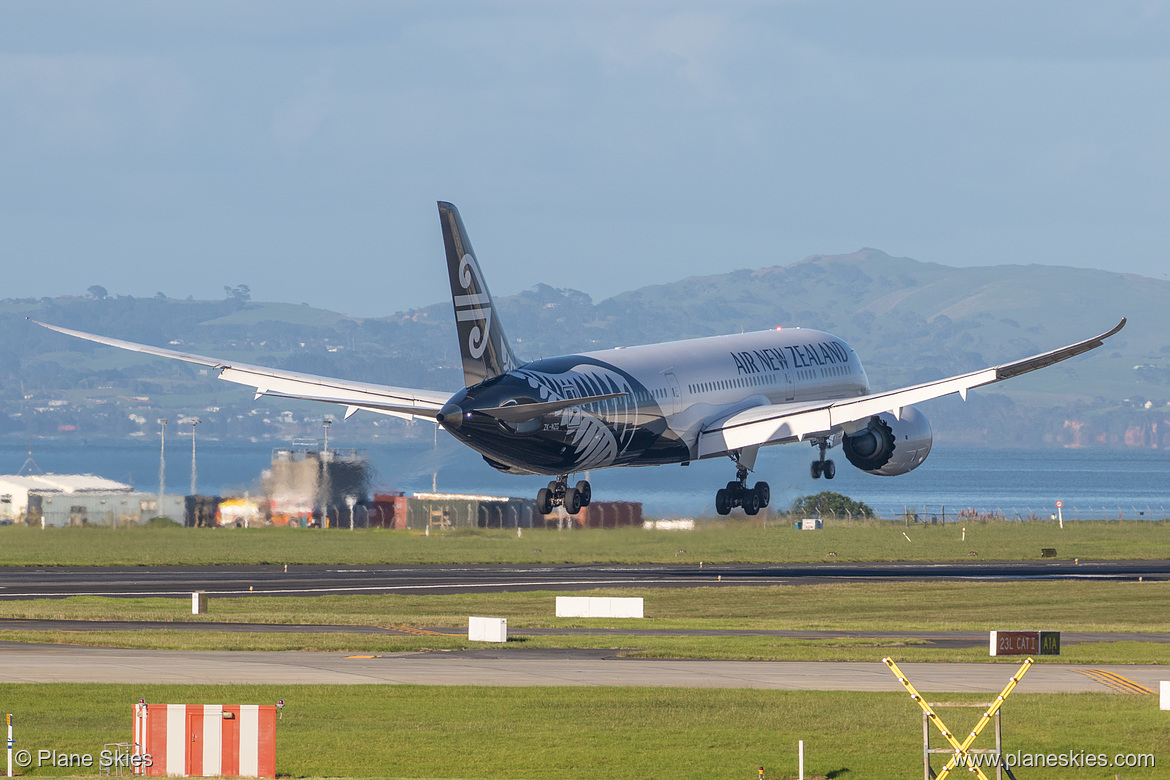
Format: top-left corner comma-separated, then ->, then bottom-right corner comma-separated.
536,475 -> 592,515
810,437 -> 836,480
715,463 -> 770,516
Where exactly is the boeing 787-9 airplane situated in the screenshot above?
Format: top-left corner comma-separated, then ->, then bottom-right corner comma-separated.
34,202 -> 1125,515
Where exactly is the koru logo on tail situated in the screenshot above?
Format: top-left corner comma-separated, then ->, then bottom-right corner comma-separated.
454,253 -> 491,358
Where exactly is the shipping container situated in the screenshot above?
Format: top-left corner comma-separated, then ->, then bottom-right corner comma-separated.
33,492 -> 186,527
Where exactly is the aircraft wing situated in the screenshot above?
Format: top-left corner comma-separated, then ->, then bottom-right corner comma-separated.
29,319 -> 451,421
696,318 -> 1126,459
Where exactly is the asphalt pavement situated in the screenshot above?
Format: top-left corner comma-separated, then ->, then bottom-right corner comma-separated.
1,559 -> 1167,600
0,642 -> 1163,694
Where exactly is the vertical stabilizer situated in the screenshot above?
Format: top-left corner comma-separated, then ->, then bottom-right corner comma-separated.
438,201 -> 519,386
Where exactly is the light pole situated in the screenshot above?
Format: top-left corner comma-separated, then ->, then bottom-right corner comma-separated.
158,418 -> 167,514
320,418 -> 332,528
190,419 -> 200,496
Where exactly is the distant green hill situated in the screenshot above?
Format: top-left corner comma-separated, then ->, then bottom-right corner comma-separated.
3,250 -> 1167,448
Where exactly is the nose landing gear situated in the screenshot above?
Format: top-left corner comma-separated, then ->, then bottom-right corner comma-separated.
714,463 -> 771,516
811,437 -> 836,479
536,475 -> 592,515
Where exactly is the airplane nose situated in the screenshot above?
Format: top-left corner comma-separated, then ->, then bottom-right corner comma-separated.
436,402 -> 464,431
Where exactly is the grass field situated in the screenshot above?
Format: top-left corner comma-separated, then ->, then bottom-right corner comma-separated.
0,684 -> 1162,779
1,519 -> 1167,566
1,581 -> 1168,661
2,524 -> 1166,778
4,582 -> 1167,631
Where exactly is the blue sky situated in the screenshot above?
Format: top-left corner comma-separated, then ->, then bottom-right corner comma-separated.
2,1 -> 1168,316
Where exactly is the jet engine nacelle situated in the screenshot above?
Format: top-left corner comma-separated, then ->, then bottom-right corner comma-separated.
841,405 -> 933,476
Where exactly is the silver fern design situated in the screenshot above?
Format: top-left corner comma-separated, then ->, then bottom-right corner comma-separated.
516,365 -> 641,470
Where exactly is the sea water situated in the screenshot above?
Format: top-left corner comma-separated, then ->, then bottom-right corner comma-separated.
3,438 -> 1168,520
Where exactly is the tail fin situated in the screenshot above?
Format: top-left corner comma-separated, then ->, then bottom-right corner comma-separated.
438,201 -> 519,387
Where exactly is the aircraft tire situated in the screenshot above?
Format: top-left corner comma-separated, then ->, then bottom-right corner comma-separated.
755,481 -> 770,508
810,461 -> 823,479
575,480 -> 592,506
715,488 -> 732,516
564,487 -> 583,515
743,490 -> 761,516
536,488 -> 553,515
824,460 -> 836,479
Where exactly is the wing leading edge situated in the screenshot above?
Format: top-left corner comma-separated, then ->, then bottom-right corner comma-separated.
697,318 -> 1126,459
29,319 -> 450,421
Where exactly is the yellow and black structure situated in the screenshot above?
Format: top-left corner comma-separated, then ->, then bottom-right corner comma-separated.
884,656 -> 1032,780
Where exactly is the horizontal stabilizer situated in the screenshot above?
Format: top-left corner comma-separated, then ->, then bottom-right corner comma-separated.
477,392 -> 628,423
254,390 -> 442,419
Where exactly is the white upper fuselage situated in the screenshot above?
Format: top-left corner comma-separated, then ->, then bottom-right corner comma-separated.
588,327 -> 868,414
582,326 -> 869,459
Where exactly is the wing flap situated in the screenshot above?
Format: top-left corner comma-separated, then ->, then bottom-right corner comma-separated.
31,319 -> 450,420
699,405 -> 832,458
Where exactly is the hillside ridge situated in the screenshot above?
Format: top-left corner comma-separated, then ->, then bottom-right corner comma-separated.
3,251 -> 1165,448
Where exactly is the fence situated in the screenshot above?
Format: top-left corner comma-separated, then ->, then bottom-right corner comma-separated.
897,505 -> 1168,524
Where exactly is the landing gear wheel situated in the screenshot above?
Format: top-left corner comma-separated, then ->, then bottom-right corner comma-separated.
536,488 -> 553,515
743,490 -> 761,516
811,437 -> 834,481
755,481 -> 770,508
575,480 -> 592,506
564,487 -> 582,515
715,488 -> 732,516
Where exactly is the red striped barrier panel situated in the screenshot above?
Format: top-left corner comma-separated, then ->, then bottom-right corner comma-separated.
133,704 -> 276,778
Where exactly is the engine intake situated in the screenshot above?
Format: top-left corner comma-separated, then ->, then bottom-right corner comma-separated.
842,405 -> 933,476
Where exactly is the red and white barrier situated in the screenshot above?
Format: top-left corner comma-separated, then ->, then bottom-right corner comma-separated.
133,704 -> 275,778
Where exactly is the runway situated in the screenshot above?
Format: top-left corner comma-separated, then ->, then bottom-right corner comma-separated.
1,559 -> 1167,600
0,642 -> 1161,694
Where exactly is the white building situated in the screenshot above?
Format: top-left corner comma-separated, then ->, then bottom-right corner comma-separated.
0,473 -> 133,523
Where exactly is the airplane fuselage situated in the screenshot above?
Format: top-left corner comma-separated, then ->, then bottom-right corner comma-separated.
441,327 -> 869,476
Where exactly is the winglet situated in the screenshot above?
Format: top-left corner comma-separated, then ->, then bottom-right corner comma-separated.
994,317 -> 1126,381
